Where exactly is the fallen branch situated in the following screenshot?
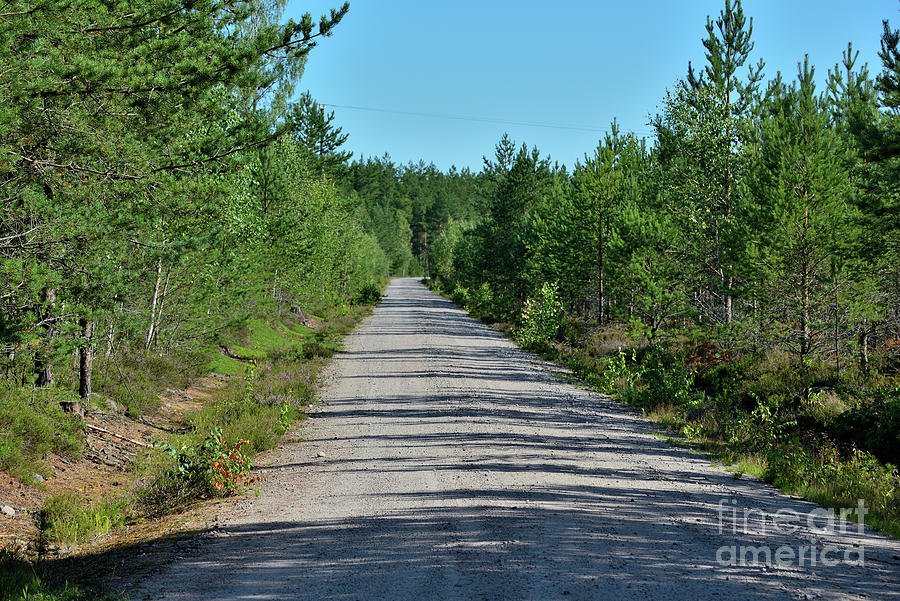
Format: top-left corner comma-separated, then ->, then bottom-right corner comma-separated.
83,423 -> 151,448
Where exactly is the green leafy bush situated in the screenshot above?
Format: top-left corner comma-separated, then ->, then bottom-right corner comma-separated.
450,284 -> 470,307
640,347 -> 702,408
598,348 -> 644,394
0,388 -> 83,481
516,282 -> 564,350
355,282 -> 382,305
468,282 -> 497,317
154,427 -> 255,498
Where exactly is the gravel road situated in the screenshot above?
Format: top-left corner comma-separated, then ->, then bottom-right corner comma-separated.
137,278 -> 900,600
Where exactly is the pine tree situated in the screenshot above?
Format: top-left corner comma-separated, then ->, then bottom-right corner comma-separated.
848,19 -> 900,368
677,0 -> 764,324
755,58 -> 853,363
570,123 -> 647,323
288,91 -> 352,178
0,0 -> 348,398
480,137 -> 553,310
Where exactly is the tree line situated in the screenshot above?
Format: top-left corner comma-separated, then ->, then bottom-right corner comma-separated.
429,0 -> 900,377
4,0 -> 898,407
0,1 -> 394,400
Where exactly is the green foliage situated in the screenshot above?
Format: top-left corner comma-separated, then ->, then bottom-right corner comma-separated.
830,388 -> 900,465
40,493 -> 128,545
597,349 -> 644,395
0,0 -> 377,414
0,388 -> 83,482
641,349 -> 703,408
467,282 -> 498,318
764,443 -> 899,534
516,282 -> 565,350
93,347 -> 207,416
288,90 -> 352,178
154,428 -> 256,497
208,354 -> 248,377
0,548 -> 123,601
355,282 -> 382,305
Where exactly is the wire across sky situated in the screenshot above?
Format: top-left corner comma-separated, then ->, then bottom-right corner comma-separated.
291,0 -> 897,170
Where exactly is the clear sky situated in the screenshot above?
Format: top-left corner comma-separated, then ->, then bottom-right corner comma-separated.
287,0 -> 900,172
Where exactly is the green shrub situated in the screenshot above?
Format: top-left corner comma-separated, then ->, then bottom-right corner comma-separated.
830,387 -> 900,466
450,284 -> 470,307
0,388 -> 83,482
300,342 -> 334,360
598,348 -> 644,395
40,493 -> 128,544
640,347 -> 703,409
355,282 -> 382,305
153,427 -> 255,498
468,282 -> 496,316
516,282 -> 564,350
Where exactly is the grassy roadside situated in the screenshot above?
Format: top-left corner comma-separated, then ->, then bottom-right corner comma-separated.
427,278 -> 900,540
0,302 -> 376,601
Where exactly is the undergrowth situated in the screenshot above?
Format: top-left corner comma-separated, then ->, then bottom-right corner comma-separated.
4,303 -> 376,601
0,388 -> 83,483
554,333 -> 900,539
433,273 -> 900,542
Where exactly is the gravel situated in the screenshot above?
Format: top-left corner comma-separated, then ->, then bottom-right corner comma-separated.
136,278 -> 900,601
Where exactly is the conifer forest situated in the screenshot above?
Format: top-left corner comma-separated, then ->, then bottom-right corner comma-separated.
2,1 -> 900,596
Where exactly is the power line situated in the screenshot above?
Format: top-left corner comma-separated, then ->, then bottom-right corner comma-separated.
321,102 -> 654,136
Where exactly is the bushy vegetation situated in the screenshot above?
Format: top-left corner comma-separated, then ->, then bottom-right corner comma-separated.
0,388 -> 83,482
543,330 -> 900,537
425,0 -> 900,538
516,282 -> 565,351
1,547 -> 122,601
39,493 -> 129,546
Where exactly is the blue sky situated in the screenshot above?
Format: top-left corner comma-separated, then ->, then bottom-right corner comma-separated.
287,1 -> 900,172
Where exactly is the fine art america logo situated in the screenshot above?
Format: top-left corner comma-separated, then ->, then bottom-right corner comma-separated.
715,498 -> 867,567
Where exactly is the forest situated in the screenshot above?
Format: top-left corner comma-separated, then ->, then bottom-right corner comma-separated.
421,1 -> 900,535
1,0 -> 900,592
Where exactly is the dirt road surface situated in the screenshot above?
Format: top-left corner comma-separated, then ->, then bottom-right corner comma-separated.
136,278 -> 900,600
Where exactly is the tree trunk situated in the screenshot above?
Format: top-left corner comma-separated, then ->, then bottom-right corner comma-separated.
833,278 -> 840,377
800,267 -> 811,360
597,253 -> 604,326
34,288 -> 56,387
78,319 -> 94,403
725,276 -> 733,324
799,205 -> 812,362
152,267 -> 171,350
714,215 -> 728,324
146,258 -> 162,350
723,81 -> 733,325
859,322 -> 869,374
